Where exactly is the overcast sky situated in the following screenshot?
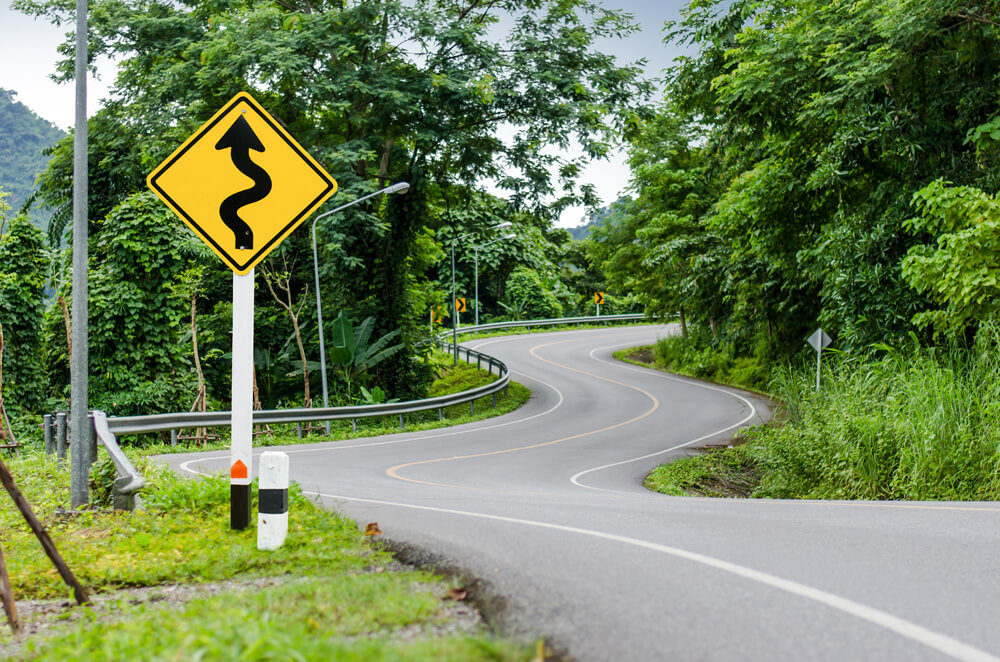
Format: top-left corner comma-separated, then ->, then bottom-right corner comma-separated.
1,0 -> 692,227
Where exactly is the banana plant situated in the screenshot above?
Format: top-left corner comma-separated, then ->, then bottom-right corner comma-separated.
328,311 -> 404,399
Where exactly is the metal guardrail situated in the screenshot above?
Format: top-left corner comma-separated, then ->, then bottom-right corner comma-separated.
91,411 -> 145,510
105,342 -> 508,436
48,313 -> 653,510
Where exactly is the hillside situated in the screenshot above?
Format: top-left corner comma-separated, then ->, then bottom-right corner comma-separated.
0,88 -> 65,229
568,197 -> 630,240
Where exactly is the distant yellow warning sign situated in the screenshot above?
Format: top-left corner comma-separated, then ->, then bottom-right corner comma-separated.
147,92 -> 337,274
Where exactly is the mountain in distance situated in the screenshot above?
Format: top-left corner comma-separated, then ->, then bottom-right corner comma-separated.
0,88 -> 65,231
568,196 -> 631,241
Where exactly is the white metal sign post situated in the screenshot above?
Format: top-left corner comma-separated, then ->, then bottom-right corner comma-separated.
230,270 -> 255,528
806,328 -> 833,392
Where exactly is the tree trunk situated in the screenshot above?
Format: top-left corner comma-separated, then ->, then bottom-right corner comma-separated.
292,314 -> 311,405
709,316 -> 717,338
191,294 -> 205,409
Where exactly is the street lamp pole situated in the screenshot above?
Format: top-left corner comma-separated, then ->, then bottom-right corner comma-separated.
474,233 -> 515,328
450,232 -> 472,366
450,222 -> 511,365
312,182 -> 409,427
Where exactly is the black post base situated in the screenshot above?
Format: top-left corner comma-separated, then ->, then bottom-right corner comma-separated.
231,483 -> 252,530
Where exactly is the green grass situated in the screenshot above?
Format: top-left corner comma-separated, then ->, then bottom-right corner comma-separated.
644,444 -> 759,498
615,335 -> 769,393
0,454 -> 532,660
635,328 -> 1000,501
128,354 -> 530,456
20,574 -> 526,661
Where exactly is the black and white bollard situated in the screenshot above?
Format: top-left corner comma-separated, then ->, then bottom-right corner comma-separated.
257,451 -> 289,551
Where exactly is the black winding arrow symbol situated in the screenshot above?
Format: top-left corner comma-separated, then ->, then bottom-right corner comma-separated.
215,115 -> 272,250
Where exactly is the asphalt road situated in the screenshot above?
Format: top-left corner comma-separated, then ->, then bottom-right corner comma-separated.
167,325 -> 1000,661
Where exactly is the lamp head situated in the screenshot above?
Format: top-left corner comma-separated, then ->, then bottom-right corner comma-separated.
386,182 -> 410,195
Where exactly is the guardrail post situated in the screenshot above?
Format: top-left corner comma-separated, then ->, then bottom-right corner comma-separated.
492,393 -> 496,408
351,419 -> 356,433
257,451 -> 289,551
470,400 -> 475,416
296,422 -> 302,439
504,384 -> 508,397
438,408 -> 443,421
477,354 -> 481,370
55,412 -> 67,464
170,429 -> 177,447
43,415 -> 53,455
399,414 -> 404,430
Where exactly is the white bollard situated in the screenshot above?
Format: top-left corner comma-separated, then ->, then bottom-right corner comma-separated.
257,451 -> 289,551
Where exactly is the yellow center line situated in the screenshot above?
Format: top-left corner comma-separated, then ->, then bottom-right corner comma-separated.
384,335 -> 661,490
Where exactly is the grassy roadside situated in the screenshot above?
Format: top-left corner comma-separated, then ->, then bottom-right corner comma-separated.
0,356 -> 538,660
0,457 -> 533,660
621,335 -> 1000,501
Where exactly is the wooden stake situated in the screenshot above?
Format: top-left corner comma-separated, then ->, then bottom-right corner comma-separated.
0,541 -> 20,634
0,456 -> 89,605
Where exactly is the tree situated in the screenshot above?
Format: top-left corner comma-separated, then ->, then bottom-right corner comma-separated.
594,0 -> 1000,362
18,0 -> 651,400
501,267 -> 563,320
0,198 -> 49,413
87,192 -> 202,415
902,180 -> 1000,339
262,255 -> 314,406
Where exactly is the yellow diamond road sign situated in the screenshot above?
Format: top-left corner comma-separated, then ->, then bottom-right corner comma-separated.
147,92 -> 338,274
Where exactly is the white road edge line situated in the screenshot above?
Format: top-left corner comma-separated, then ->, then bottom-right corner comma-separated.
568,338 -> 760,490
309,491 -> 999,662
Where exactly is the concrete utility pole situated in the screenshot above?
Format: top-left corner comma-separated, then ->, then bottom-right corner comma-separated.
70,0 -> 90,508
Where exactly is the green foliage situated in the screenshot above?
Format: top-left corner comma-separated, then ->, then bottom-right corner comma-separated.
16,0 -> 651,409
0,206 -> 50,412
590,0 -> 1000,362
329,311 -> 404,399
645,334 -> 770,392
501,267 -> 563,320
902,180 -> 1000,337
648,326 -> 1000,501
87,192 -> 203,415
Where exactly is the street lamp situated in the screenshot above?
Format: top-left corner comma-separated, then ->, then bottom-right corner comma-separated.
450,222 -> 511,364
474,233 -> 516,327
312,181 -> 409,426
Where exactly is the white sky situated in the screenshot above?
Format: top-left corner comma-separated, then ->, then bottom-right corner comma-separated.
0,0 -> 691,227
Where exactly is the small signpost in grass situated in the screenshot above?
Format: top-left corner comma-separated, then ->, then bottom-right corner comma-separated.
807,328 -> 833,392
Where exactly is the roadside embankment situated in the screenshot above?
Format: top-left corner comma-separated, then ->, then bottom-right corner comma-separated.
621,336 -> 1000,501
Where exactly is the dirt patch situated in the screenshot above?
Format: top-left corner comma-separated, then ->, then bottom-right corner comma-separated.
674,444 -> 760,499
625,347 -> 655,365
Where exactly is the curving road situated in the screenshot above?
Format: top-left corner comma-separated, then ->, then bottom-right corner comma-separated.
167,326 -> 1000,661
